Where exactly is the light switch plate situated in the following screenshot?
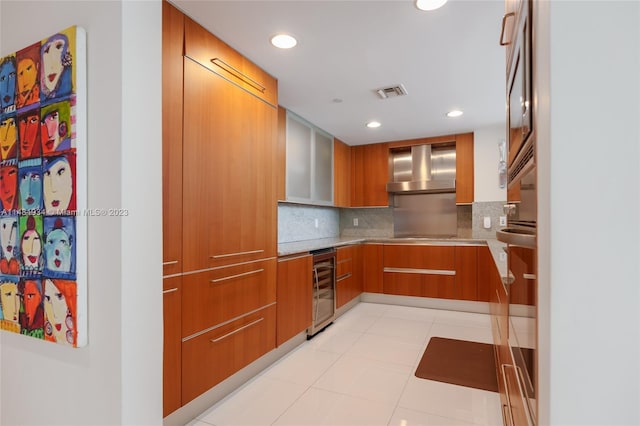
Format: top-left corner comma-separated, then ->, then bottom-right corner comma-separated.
483,216 -> 491,229
499,216 -> 507,226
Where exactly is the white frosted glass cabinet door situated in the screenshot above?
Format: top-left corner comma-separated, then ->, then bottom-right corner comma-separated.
313,129 -> 334,205
285,111 -> 334,205
286,114 -> 312,201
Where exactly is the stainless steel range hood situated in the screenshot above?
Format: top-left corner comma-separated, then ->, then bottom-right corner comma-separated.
386,144 -> 456,194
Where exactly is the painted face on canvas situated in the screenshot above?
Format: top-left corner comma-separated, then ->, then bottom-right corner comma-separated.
0,281 -> 18,322
18,113 -> 40,158
43,157 -> 72,214
22,280 -> 42,326
45,227 -> 72,272
17,58 -> 37,99
44,279 -> 71,343
0,165 -> 18,210
0,58 -> 16,110
0,116 -> 17,160
41,36 -> 67,94
21,228 -> 41,268
0,217 -> 17,261
19,169 -> 42,211
41,110 -> 62,154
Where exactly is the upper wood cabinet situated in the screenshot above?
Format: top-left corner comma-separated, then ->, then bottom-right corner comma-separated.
351,143 -> 390,207
162,1 -> 184,277
182,19 -> 277,271
183,18 -> 277,106
333,138 -> 351,207
455,132 -> 475,204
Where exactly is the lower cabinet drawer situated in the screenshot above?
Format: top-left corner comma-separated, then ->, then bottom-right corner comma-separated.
181,304 -> 276,405
383,271 -> 455,299
182,258 -> 276,337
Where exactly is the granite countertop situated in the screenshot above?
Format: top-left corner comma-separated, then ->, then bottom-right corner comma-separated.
277,236 -> 510,283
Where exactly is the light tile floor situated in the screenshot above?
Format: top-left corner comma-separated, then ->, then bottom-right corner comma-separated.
187,302 -> 502,426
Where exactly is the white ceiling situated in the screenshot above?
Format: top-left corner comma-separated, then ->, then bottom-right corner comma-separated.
171,0 -> 506,146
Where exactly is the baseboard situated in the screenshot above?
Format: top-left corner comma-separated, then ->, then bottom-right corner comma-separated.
361,292 -> 491,314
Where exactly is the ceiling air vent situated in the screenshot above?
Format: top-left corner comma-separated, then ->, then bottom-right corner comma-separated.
375,84 -> 408,99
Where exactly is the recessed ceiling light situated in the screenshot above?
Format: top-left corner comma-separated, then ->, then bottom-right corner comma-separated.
270,34 -> 297,49
366,121 -> 381,128
415,0 -> 448,11
446,110 -> 463,118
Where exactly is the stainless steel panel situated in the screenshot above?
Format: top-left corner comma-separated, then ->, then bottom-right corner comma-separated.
393,193 -> 457,238
387,144 -> 456,194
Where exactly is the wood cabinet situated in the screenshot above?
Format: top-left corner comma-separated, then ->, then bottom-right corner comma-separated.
181,304 -> 276,405
351,143 -> 390,207
383,245 -> 456,299
335,245 -> 362,308
182,17 -> 277,272
455,132 -> 475,204
162,5 -> 279,414
276,254 -> 312,346
333,138 -> 351,207
162,0 -> 183,277
162,276 -> 182,417
362,244 -> 384,293
455,246 -> 478,301
181,259 -> 276,338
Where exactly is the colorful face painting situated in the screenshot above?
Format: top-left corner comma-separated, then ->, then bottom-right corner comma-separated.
0,163 -> 18,211
40,100 -> 71,155
15,43 -> 40,110
18,279 -> 44,337
18,158 -> 43,211
0,114 -> 18,160
17,107 -> 41,159
43,279 -> 76,346
0,277 -> 20,332
40,33 -> 72,101
0,56 -> 17,113
0,216 -> 19,275
43,216 -> 74,278
43,153 -> 75,215
19,215 -> 43,275
1,26 -> 85,346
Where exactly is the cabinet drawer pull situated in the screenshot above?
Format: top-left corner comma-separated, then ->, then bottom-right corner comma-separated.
495,289 -> 501,304
210,58 -> 266,93
163,260 -> 178,266
383,267 -> 456,276
336,272 -> 352,282
210,317 -> 264,343
523,273 -> 536,280
163,287 -> 178,294
499,12 -> 516,46
337,258 -> 352,265
211,249 -> 264,259
278,254 -> 310,263
210,268 -> 264,284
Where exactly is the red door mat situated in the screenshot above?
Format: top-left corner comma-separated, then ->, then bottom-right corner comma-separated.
415,337 -> 498,392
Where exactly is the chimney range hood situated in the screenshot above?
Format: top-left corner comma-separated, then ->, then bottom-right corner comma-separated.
386,144 -> 456,194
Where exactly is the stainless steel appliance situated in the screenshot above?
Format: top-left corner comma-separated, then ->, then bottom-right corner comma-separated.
496,0 -> 537,423
387,143 -> 457,237
308,248 -> 336,337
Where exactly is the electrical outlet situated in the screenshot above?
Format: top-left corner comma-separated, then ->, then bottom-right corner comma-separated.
499,216 -> 507,226
314,218 -> 319,228
353,218 -> 359,227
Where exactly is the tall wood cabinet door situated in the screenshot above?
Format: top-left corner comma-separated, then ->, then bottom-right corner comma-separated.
276,254 -> 312,346
455,246 -> 478,301
182,59 -> 277,271
276,106 -> 287,201
333,138 -> 351,207
162,1 -> 183,277
351,143 -> 389,207
362,244 -> 383,293
455,133 -> 474,205
163,276 -> 182,416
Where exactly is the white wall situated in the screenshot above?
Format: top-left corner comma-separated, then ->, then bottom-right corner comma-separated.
0,1 -> 162,425
473,123 -> 507,202
537,1 -> 640,424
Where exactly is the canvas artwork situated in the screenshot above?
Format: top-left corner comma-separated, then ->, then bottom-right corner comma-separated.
0,26 -> 86,347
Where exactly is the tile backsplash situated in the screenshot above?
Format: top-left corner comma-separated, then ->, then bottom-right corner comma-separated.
278,201 -> 506,242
